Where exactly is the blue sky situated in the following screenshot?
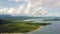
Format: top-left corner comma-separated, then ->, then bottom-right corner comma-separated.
0,0 -> 22,8
0,0 -> 60,16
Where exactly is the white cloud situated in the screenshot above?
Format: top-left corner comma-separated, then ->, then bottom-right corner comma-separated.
0,8 -> 8,14
0,7 -> 16,15
7,7 -> 17,15
17,5 -> 26,15
25,0 -> 42,7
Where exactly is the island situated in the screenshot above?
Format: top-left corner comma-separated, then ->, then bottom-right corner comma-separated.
43,18 -> 60,21
0,19 -> 51,33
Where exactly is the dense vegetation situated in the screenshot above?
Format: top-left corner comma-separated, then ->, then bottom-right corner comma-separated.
0,19 -> 51,33
0,19 -> 13,25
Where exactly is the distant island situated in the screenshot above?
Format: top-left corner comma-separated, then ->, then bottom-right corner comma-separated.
43,18 -> 60,21
0,19 -> 51,33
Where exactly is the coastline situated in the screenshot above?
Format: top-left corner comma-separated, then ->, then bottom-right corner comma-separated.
26,26 -> 44,34
0,26 -> 44,34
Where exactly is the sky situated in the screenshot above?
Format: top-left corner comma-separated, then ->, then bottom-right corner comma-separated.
0,0 -> 60,17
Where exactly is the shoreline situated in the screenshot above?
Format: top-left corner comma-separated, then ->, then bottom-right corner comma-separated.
0,26 -> 44,34
27,26 -> 44,33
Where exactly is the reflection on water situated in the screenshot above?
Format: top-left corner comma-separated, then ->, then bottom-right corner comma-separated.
26,18 -> 60,34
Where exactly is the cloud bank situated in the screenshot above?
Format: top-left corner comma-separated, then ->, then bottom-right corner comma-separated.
0,5 -> 48,16
0,0 -> 60,16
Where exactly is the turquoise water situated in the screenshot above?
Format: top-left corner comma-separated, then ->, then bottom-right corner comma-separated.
26,18 -> 60,34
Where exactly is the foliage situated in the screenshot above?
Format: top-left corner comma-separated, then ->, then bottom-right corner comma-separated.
0,19 -> 51,33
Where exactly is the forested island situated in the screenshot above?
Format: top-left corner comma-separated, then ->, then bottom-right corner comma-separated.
43,18 -> 60,21
0,19 -> 51,33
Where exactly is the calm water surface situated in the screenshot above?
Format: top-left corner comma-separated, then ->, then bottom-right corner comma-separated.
26,18 -> 60,34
